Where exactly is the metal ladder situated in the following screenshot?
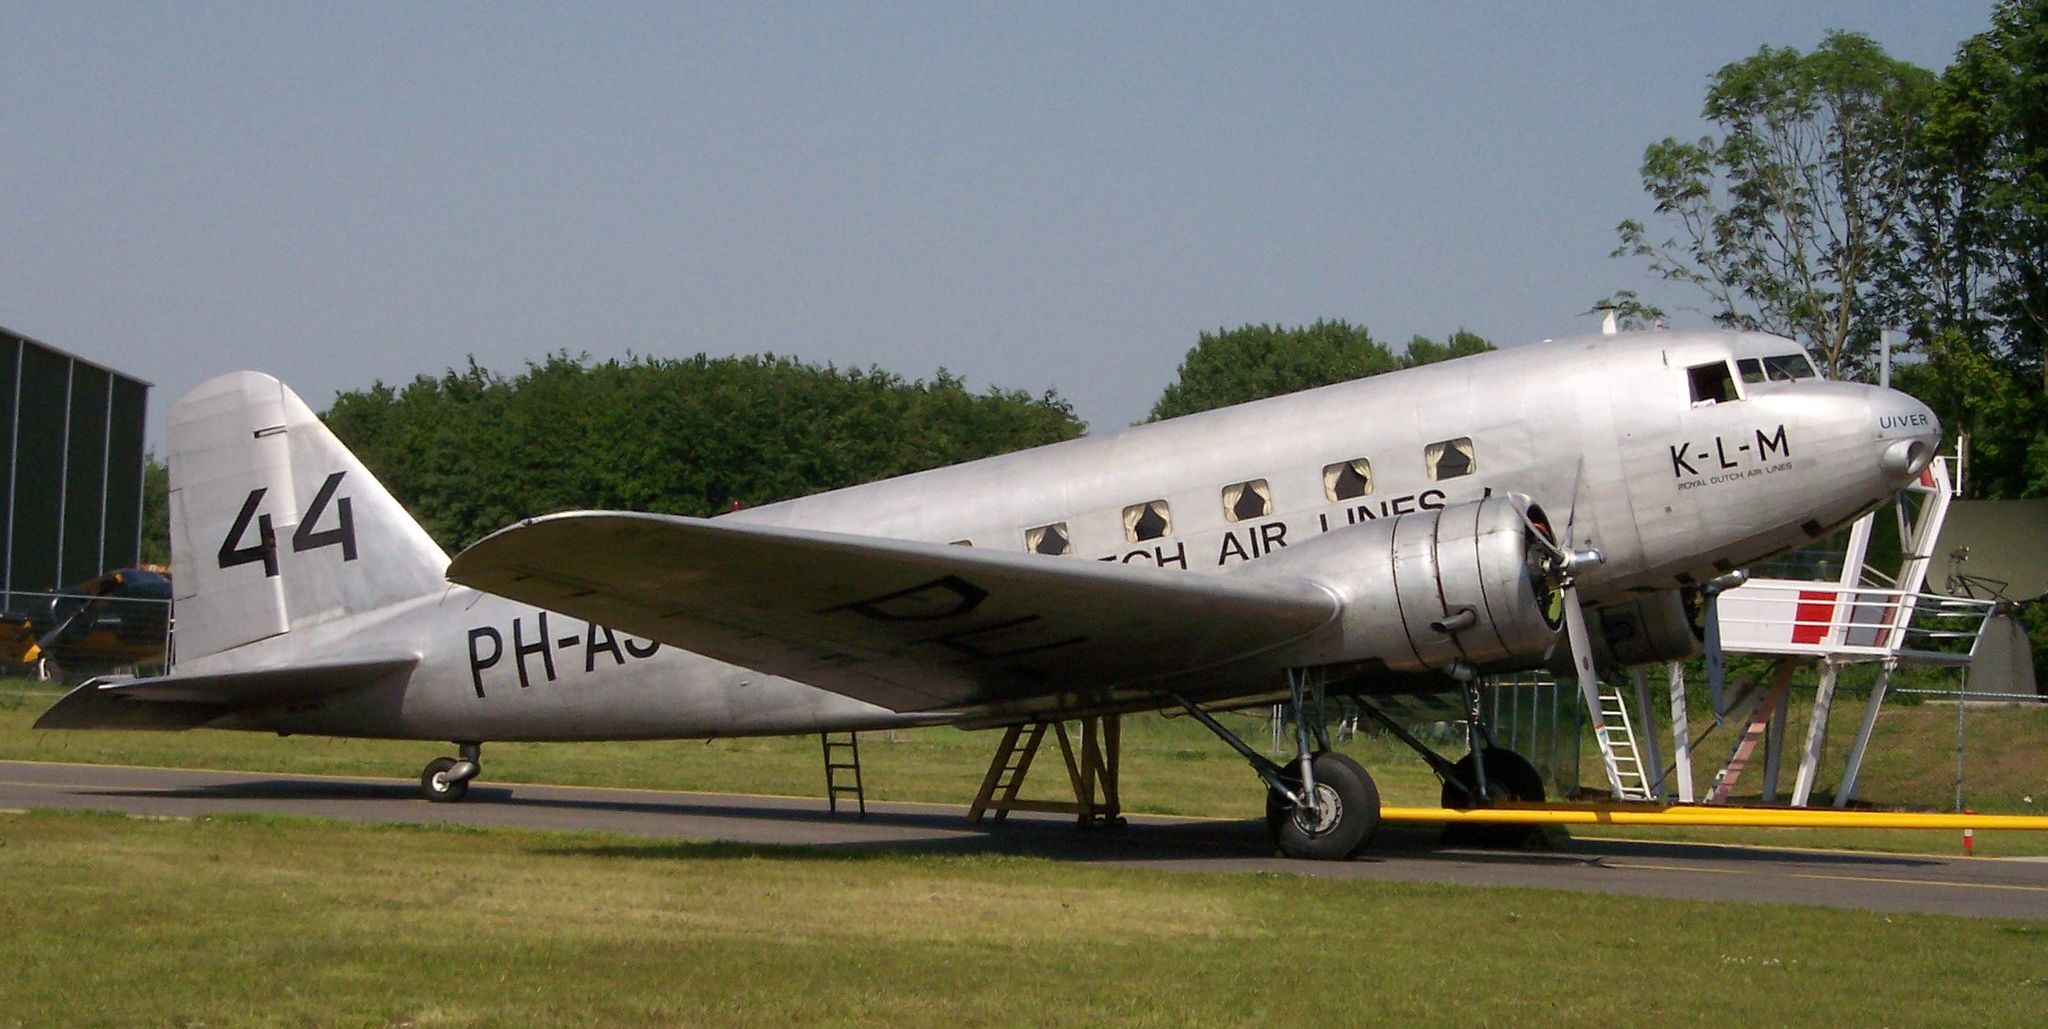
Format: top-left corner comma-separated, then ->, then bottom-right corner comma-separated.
820,731 -> 865,817
1591,683 -> 1654,801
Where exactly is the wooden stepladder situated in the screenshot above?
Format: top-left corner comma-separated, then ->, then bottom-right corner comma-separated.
967,715 -> 1122,827
820,731 -> 865,817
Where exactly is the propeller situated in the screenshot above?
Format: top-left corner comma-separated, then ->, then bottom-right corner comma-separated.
1518,470 -> 1618,799
25,572 -> 125,662
1698,570 -> 1747,724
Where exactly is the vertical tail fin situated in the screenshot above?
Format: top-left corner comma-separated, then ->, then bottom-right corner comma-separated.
168,371 -> 448,662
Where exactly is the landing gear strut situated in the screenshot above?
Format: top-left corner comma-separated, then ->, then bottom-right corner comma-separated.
420,742 -> 482,802
1177,669 -> 1381,860
1348,678 -> 1547,848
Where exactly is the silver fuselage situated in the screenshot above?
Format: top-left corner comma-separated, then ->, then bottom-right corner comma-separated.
200,330 -> 1939,741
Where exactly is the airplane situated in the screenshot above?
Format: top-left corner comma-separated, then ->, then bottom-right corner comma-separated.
4,568 -> 173,679
34,328 -> 1942,859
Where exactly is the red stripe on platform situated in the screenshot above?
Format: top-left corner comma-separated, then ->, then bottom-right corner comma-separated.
1791,590 -> 1836,644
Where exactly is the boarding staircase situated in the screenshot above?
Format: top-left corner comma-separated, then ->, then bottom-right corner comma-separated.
820,731 -> 865,816
1590,683 -> 1654,801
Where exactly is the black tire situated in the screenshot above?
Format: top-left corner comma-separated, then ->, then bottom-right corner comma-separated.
1440,747 -> 1545,808
1440,747 -> 1545,848
420,756 -> 468,803
1268,752 -> 1380,860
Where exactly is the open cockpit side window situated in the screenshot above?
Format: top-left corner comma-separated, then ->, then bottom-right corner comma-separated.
1687,361 -> 1740,405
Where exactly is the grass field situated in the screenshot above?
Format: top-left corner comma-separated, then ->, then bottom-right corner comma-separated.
3,808 -> 2045,1026
5,681 -> 2048,855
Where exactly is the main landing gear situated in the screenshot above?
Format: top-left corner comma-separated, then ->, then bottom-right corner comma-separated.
1178,669 -> 1382,860
1188,660 -> 1548,858
420,742 -> 483,802
1347,668 -> 1547,848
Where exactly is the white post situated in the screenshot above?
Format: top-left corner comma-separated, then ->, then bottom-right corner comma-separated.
1791,661 -> 1840,807
1836,660 -> 1892,808
1667,661 -> 1695,803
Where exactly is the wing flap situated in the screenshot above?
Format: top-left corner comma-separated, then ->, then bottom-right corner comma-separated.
448,512 -> 1337,712
33,655 -> 419,730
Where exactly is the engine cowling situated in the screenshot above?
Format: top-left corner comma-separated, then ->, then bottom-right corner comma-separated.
1252,495 -> 1563,673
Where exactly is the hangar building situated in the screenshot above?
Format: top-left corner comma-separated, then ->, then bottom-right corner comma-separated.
0,325 -> 151,605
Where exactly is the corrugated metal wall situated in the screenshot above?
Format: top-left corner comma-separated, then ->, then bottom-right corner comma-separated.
1,326 -> 151,601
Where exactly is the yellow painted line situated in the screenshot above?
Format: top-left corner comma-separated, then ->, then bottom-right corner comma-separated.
1381,805 -> 2048,831
1786,871 -> 2048,894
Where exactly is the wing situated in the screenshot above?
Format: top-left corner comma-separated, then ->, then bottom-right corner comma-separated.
447,512 -> 1338,712
34,656 -> 419,730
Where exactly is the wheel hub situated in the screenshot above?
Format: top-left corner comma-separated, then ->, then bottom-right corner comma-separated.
1289,782 -> 1344,837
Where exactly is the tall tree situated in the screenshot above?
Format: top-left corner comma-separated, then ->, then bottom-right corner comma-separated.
1883,1 -> 2048,501
1613,32 -> 1936,379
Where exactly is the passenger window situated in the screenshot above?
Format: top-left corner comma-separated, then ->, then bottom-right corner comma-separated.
949,540 -> 973,547
1123,500 -> 1172,542
1322,459 -> 1373,501
1222,479 -> 1272,522
1025,522 -> 1070,556
1425,437 -> 1475,480
1688,361 -> 1740,404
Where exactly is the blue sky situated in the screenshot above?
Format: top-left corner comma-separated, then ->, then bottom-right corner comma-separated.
0,2 -> 1997,440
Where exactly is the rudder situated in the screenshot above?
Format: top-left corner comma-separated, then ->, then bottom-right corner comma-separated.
168,371 -> 449,662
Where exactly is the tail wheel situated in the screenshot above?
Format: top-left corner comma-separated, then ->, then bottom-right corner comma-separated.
420,756 -> 468,803
1440,747 -> 1545,848
1268,751 -> 1380,860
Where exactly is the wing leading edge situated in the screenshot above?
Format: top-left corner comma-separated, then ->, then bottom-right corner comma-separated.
447,512 -> 1340,713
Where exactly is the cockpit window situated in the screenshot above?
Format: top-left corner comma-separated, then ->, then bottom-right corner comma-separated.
1687,361 -> 1740,405
1765,353 -> 1819,380
1737,353 -> 1819,386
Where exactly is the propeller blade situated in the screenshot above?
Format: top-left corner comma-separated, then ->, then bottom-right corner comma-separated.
1704,589 -> 1726,724
33,573 -> 124,655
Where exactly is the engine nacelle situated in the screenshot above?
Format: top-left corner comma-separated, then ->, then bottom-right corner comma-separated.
1253,495 -> 1563,673
1596,590 -> 1702,666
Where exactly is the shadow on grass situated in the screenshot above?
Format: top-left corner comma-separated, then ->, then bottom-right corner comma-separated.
68,770 -> 1954,873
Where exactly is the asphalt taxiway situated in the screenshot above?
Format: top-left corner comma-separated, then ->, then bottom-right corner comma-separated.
3,759 -> 2044,920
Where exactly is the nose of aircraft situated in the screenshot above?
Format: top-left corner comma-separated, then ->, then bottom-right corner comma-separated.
1873,389 -> 1941,484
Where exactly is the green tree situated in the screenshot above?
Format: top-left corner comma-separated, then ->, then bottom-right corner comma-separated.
139,454 -> 169,567
1401,329 -> 1496,367
1146,321 -> 1493,422
1883,1 -> 2048,501
1614,32 -> 1936,379
323,353 -> 1085,552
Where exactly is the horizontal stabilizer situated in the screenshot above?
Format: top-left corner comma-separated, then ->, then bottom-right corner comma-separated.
32,656 -> 419,731
448,511 -> 1339,712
